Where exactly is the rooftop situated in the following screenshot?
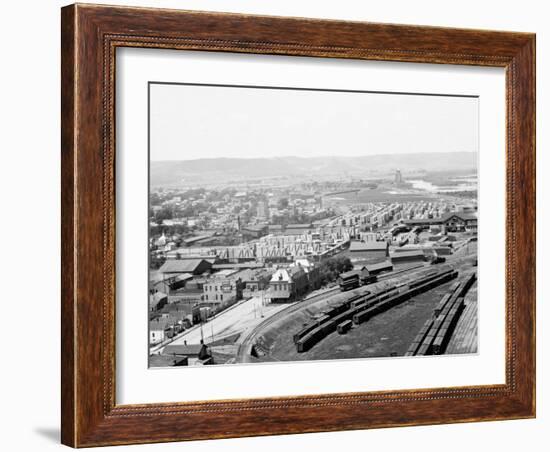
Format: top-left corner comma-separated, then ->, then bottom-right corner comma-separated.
242,224 -> 268,232
149,318 -> 172,331
365,261 -> 393,272
269,267 -> 305,283
349,241 -> 387,251
183,234 -> 214,245
390,250 -> 426,259
286,223 -> 313,229
151,291 -> 167,302
211,269 -> 240,279
159,259 -> 211,274
212,262 -> 265,271
340,270 -> 360,279
163,344 -> 209,357
441,212 -> 478,222
149,354 -> 187,367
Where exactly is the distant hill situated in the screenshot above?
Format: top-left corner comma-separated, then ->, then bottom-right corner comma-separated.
150,152 -> 477,187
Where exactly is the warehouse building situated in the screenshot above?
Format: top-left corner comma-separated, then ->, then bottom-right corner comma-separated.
390,250 -> 426,265
348,240 -> 389,262
158,258 -> 213,277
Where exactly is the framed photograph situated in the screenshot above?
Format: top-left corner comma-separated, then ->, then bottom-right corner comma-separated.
61,4 -> 536,447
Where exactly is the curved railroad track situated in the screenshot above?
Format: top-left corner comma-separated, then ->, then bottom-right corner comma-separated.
235,263 -> 429,362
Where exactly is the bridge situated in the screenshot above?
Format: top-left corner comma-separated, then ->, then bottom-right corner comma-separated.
322,189 -> 361,197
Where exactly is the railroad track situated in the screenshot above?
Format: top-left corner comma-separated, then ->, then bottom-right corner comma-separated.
235,287 -> 343,361
235,263 -> 430,362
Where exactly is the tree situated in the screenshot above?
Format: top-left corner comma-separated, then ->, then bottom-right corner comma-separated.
154,206 -> 173,224
317,256 -> 352,286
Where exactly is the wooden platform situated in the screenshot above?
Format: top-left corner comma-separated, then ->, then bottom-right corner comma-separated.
446,282 -> 478,354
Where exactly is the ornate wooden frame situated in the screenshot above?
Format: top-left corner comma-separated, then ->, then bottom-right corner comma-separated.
61,3 -> 536,447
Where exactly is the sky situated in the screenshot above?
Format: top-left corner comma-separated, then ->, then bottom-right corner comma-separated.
149,82 -> 478,162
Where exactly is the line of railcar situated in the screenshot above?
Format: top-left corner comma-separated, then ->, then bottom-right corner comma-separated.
292,290 -> 367,344
338,269 -> 380,291
295,265 -> 458,353
406,271 -> 476,356
338,271 -> 362,291
352,267 -> 458,325
337,320 -> 353,334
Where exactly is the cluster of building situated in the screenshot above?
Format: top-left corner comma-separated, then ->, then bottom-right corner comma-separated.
345,209 -> 477,267
149,255 -> 322,347
151,186 -> 332,234
149,177 -> 478,349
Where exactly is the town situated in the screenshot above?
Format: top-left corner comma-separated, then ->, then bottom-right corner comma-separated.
148,169 -> 478,367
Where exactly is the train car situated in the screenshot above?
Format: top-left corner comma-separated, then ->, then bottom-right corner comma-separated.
337,320 -> 353,334
297,264 -> 459,352
293,314 -> 330,344
352,306 -> 377,324
297,318 -> 339,352
338,271 -> 360,291
360,274 -> 377,285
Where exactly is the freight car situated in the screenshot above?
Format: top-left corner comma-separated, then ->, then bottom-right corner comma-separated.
407,271 -> 474,356
293,313 -> 330,344
337,320 -> 353,334
292,290 -> 370,344
360,273 -> 378,285
296,265 -> 458,352
338,271 -> 361,291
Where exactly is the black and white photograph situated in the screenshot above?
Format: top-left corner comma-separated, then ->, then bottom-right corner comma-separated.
1,0 -> 542,450
147,82 -> 479,368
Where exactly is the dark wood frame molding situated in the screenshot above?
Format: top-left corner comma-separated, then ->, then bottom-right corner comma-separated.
61,3 -> 536,447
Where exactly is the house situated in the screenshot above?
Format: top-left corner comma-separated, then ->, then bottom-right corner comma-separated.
157,302 -> 194,325
268,266 -> 308,302
441,212 -> 478,232
162,343 -> 213,366
191,304 -> 211,324
158,258 -> 213,277
202,270 -> 245,307
167,276 -> 207,306
155,308 -> 188,328
293,258 -> 321,290
149,291 -> 168,312
403,212 -> 477,232
151,273 -> 193,294
241,268 -> 275,298
149,318 -> 173,345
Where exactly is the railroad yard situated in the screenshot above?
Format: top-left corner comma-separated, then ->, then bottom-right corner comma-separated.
238,256 -> 477,364
153,248 -> 477,366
